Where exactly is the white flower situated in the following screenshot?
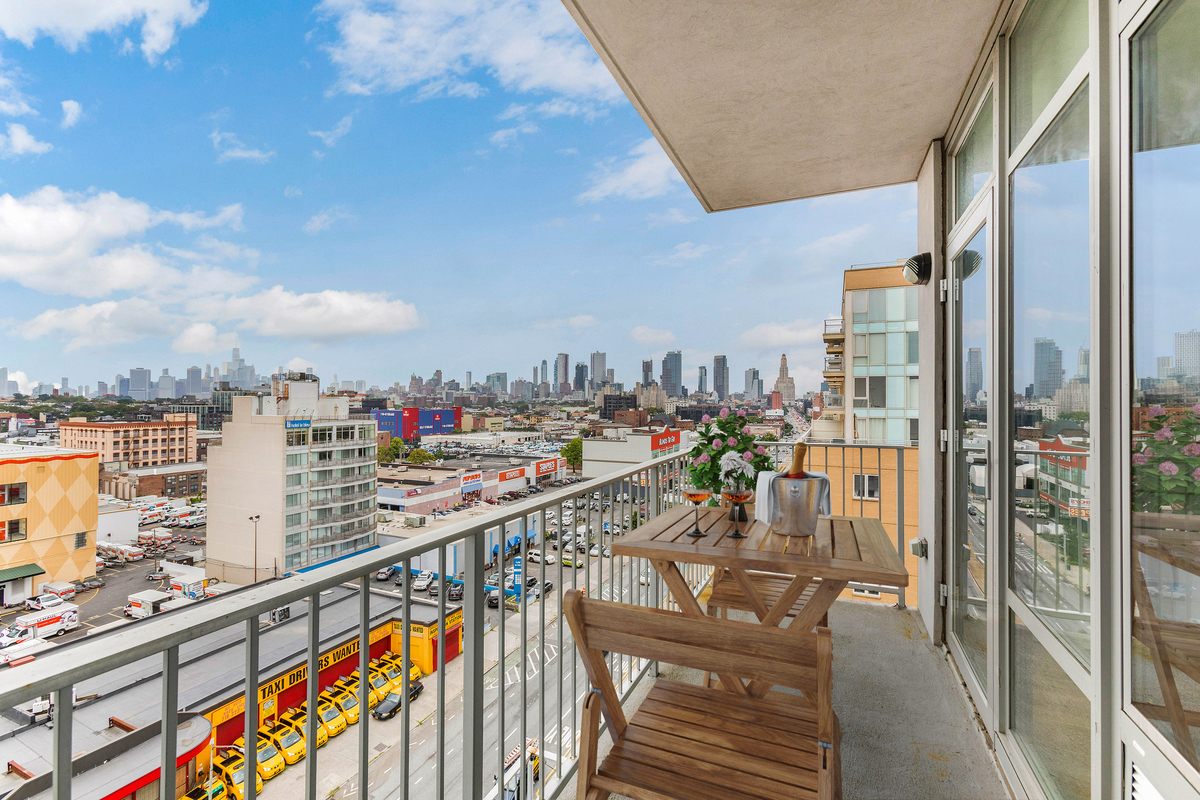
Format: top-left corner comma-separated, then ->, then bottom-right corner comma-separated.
719,451 -> 755,484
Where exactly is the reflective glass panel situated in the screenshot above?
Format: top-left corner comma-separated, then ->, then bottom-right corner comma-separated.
955,89 -> 994,221
953,224 -> 989,689
1131,0 -> 1200,765
1009,0 -> 1088,153
1011,84 -> 1091,667
1011,612 -> 1091,800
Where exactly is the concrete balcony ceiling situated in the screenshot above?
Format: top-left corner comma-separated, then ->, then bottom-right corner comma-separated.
563,0 -> 1001,211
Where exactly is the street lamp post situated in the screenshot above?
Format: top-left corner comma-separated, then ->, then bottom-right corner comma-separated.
248,515 -> 260,584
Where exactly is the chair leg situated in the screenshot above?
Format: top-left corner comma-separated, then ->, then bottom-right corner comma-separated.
577,692 -> 602,800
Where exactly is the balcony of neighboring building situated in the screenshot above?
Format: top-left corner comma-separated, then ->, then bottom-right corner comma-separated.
823,354 -> 845,379
823,317 -> 845,346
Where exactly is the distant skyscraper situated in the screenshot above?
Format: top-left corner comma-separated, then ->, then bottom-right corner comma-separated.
772,355 -> 796,402
158,368 -> 178,400
661,351 -> 683,397
186,366 -> 202,396
1157,356 -> 1174,379
698,365 -> 708,394
641,360 -> 654,386
606,368 -> 614,385
128,368 -> 152,401
556,353 -> 570,390
1033,339 -> 1064,399
485,372 -> 507,395
355,380 -> 366,393
966,348 -> 984,402
0,368 -> 7,396
96,381 -> 108,397
465,371 -> 472,387
713,355 -> 729,401
540,360 -> 548,384
118,376 -> 131,397
744,368 -> 758,397
61,377 -> 69,394
590,352 -> 607,388
1176,330 -> 1200,377
574,362 -> 588,392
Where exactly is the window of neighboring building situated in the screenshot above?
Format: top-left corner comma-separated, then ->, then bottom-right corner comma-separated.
286,453 -> 308,467
285,551 -> 308,569
285,530 -> 308,548
286,429 -> 309,447
852,474 -> 881,501
312,427 -> 333,443
74,531 -> 87,549
285,511 -> 307,528
285,492 -> 308,508
0,483 -> 27,506
1,519 -> 27,542
286,472 -> 308,487
336,425 -> 355,441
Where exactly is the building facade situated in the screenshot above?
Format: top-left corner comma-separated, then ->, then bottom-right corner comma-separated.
206,375 -> 377,582
0,445 -> 98,606
660,351 -> 682,397
712,355 -> 729,400
772,354 -> 796,401
59,413 -> 199,467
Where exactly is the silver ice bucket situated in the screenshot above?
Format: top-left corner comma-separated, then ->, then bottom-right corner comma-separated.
772,476 -> 822,538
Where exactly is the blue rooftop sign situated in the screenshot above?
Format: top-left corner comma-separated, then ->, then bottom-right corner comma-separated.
285,419 -> 312,429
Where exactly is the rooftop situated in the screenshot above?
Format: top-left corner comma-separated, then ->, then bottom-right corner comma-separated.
0,444 -> 94,460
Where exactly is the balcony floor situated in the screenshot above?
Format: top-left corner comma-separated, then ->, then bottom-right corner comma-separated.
563,599 -> 1011,800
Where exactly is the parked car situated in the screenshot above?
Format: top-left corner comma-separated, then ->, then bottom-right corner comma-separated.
376,566 -> 395,581
392,571 -> 405,587
447,583 -> 464,601
82,576 -> 105,590
147,569 -> 170,580
371,681 -> 425,721
428,580 -> 440,597
527,549 -> 555,565
487,589 -> 501,608
25,594 -> 64,611
413,571 -> 434,591
485,573 -> 501,589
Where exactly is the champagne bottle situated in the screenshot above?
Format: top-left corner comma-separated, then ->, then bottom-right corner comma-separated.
786,441 -> 807,478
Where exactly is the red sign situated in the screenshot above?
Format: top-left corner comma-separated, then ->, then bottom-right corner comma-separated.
651,429 -> 681,452
535,459 -> 557,476
500,468 -> 525,482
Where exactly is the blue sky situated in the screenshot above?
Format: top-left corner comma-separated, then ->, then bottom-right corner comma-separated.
0,0 -> 916,396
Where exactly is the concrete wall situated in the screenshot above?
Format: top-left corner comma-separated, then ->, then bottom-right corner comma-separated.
97,504 -> 139,546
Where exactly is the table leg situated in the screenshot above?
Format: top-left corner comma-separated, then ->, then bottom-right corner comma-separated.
745,579 -> 849,699
652,559 -> 748,696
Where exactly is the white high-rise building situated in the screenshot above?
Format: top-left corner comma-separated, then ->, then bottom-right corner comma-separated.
128,368 -> 152,401
590,352 -> 607,388
206,373 -> 378,583
1176,330 -> 1200,378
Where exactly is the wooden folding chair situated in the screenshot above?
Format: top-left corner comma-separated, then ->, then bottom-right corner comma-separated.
563,589 -> 841,800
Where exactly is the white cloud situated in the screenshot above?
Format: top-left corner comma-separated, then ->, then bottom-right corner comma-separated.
219,286 -> 419,341
0,122 -> 51,157
172,321 -> 236,353
60,100 -> 82,129
0,59 -> 34,116
309,114 -> 354,147
210,129 -> 274,163
0,185 -> 243,296
20,297 -> 175,351
304,207 -> 352,234
5,370 -> 31,394
533,314 -> 596,330
577,138 -> 683,203
497,103 -> 527,120
646,208 -> 695,228
490,121 -> 537,147
286,357 -> 317,373
284,185 -> 302,198
1025,307 -> 1089,323
630,325 -> 675,347
737,319 -> 823,349
655,241 -> 711,263
317,0 -> 621,104
0,1 -> 208,65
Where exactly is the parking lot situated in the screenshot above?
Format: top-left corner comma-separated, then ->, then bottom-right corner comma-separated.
0,525 -> 207,645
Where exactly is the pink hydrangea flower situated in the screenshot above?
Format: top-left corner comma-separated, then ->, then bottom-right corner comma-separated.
742,451 -> 754,462
727,436 -> 738,446
719,408 -> 731,419
1160,461 -> 1180,476
756,446 -> 766,455
1132,452 -> 1149,466
692,457 -> 701,466
698,453 -> 710,463
1148,405 -> 1167,419
737,409 -> 747,417
742,426 -> 752,434
1193,466 -> 1200,481
711,439 -> 722,450
1193,403 -> 1200,415
1184,443 -> 1200,457
701,414 -> 712,423
1154,427 -> 1174,441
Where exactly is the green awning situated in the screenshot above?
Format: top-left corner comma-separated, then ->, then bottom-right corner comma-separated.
0,563 -> 46,584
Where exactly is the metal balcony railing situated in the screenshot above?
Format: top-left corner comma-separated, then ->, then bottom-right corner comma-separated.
309,488 -> 375,508
0,452 -> 707,800
824,355 -> 844,372
824,318 -> 844,335
824,393 -> 846,409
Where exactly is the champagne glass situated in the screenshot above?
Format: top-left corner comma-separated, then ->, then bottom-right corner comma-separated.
721,482 -> 754,538
682,477 -> 713,537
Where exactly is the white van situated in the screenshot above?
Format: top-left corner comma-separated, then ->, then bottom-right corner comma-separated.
124,590 -> 172,619
0,604 -> 80,647
0,637 -> 55,665
39,581 -> 77,601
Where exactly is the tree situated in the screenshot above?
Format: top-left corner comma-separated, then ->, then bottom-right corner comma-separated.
759,432 -> 779,442
406,448 -> 436,465
378,438 -> 404,464
561,437 -> 583,472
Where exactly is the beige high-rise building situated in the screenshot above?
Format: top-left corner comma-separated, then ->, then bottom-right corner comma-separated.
59,414 -> 198,467
773,353 -> 796,401
206,373 -> 377,583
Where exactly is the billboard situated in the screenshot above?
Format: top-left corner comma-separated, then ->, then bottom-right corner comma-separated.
651,429 -> 681,453
285,419 -> 311,429
499,468 -> 525,482
535,459 -> 557,476
460,471 -> 483,489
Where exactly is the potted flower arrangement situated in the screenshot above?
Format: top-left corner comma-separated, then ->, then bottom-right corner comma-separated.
687,408 -> 776,519
1133,404 -> 1200,514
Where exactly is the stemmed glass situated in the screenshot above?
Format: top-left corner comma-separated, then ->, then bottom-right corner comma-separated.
721,482 -> 754,538
682,478 -> 713,537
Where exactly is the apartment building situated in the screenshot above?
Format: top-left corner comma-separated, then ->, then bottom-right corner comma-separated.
206,374 -> 378,583
0,445 -> 98,606
58,413 -> 198,467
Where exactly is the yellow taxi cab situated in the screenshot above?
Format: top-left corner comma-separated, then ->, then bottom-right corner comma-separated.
322,688 -> 360,725
333,673 -> 381,710
233,734 -> 286,780
381,651 -> 422,683
315,699 -> 348,737
373,661 -> 408,694
183,778 -> 227,800
348,668 -> 391,706
279,706 -> 329,747
259,721 -> 305,765
212,753 -> 262,800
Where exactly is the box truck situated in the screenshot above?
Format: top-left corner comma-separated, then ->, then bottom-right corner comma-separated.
124,590 -> 173,619
0,604 -> 80,647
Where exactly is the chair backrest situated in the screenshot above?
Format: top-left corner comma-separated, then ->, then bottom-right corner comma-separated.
563,589 -> 832,741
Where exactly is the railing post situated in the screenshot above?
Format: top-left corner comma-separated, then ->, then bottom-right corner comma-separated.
461,533 -> 485,800
52,685 -> 73,800
896,446 -> 906,609
305,594 -> 320,800
244,617 -> 259,800
160,646 -> 179,800
358,576 -> 370,800
436,546 -> 447,800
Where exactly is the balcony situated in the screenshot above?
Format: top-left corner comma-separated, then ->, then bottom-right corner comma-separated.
309,487 -> 375,508
823,355 -> 844,376
823,318 -> 844,344
0,448 -> 1002,800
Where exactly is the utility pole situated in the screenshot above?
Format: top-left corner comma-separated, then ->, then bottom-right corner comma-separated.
248,515 -> 260,584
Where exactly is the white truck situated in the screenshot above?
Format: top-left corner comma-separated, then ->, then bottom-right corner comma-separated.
0,604 -> 81,647
124,590 -> 173,619
116,544 -> 146,562
0,637 -> 56,665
